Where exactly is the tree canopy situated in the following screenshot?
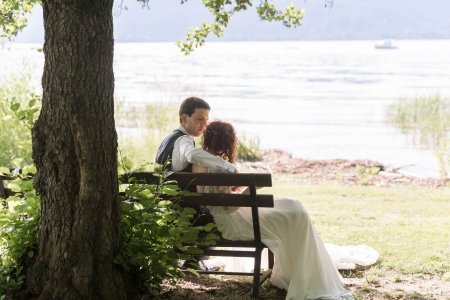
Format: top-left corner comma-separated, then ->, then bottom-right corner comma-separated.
2,0 -> 307,53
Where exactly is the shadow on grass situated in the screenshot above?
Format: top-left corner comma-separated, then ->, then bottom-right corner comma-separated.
156,274 -> 287,300
155,268 -> 442,299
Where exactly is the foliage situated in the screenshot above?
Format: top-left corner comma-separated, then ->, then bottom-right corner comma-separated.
116,101 -> 264,165
116,101 -> 179,168
0,165 -> 39,298
355,165 -> 380,186
386,95 -> 450,177
0,158 -> 220,297
115,161 -> 219,294
386,94 -> 450,143
0,0 -> 39,38
237,134 -> 261,162
0,72 -> 41,167
175,0 -> 305,54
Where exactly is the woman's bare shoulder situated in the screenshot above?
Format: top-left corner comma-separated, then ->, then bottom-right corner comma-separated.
192,164 -> 208,173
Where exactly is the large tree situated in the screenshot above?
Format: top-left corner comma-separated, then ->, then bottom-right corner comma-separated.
1,0 -> 307,298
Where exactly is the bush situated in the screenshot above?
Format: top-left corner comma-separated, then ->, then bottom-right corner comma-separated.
115,164 -> 219,295
0,166 -> 39,298
386,94 -> 449,143
0,163 -> 219,297
0,73 -> 41,167
115,102 -> 179,168
237,134 -> 262,162
386,95 -> 450,177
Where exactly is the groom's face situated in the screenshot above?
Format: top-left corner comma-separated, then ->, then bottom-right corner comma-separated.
182,108 -> 209,137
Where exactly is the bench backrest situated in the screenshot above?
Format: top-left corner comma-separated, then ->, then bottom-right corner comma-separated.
0,175 -> 15,199
123,171 -> 274,247
122,172 -> 274,208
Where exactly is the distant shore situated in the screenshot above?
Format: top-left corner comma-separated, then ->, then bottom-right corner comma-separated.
237,149 -> 449,188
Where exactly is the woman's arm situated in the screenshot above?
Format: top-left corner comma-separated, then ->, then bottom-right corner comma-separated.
192,164 -> 208,193
192,164 -> 232,194
176,136 -> 236,173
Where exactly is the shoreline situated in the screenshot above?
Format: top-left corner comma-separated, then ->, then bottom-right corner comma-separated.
237,149 -> 449,188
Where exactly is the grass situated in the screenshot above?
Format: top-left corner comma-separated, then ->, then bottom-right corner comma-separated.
268,178 -> 450,276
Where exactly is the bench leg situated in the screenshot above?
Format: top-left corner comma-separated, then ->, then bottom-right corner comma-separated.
260,268 -> 272,285
268,248 -> 274,269
252,247 -> 262,299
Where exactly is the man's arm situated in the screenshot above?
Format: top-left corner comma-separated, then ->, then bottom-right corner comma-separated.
174,136 -> 236,173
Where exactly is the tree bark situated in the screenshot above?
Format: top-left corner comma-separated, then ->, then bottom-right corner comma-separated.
28,1 -> 126,299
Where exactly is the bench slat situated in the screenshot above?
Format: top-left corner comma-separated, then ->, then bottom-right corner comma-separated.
181,194 -> 274,207
0,179 -> 14,199
201,249 -> 257,257
122,172 -> 272,187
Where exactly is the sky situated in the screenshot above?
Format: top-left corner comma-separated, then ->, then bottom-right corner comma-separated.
12,0 -> 450,43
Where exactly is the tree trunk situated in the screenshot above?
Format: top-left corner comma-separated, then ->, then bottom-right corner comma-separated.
28,1 -> 126,299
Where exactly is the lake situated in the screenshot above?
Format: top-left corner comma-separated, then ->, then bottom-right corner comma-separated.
2,40 -> 450,177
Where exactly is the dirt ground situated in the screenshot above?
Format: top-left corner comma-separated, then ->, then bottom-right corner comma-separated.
158,149 -> 449,299
159,271 -> 449,299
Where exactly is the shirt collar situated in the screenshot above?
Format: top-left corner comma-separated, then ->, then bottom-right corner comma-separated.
178,125 -> 190,136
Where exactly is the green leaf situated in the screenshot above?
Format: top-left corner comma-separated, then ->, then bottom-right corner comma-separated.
180,190 -> 200,197
158,200 -> 173,207
138,189 -> 154,199
133,202 -> 144,210
6,195 -> 21,202
8,183 -> 21,192
0,167 -> 11,175
20,180 -> 33,191
182,230 -> 199,242
162,187 -> 179,196
10,102 -> 20,111
163,184 -> 180,191
186,246 -> 203,255
183,207 -> 197,215
184,268 -> 200,277
202,222 -> 215,232
22,164 -> 37,175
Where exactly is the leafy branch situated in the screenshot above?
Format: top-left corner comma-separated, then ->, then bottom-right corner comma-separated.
177,0 -> 305,55
0,0 -> 40,38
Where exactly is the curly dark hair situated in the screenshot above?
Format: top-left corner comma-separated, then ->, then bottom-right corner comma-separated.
202,121 -> 237,163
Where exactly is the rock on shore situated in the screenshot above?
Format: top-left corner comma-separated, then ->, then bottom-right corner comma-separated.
236,149 -> 449,188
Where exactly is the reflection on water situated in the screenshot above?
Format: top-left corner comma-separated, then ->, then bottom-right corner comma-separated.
2,40 -> 450,177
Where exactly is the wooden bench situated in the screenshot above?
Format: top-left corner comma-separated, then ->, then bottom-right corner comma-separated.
0,174 -> 15,199
1,171 -> 275,299
124,172 -> 275,299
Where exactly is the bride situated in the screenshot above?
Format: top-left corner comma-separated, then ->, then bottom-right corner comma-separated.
192,120 -> 354,300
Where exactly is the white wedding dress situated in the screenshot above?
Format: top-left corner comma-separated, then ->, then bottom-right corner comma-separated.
202,179 -> 354,299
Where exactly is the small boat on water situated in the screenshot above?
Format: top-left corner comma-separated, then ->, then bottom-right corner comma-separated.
374,40 -> 397,49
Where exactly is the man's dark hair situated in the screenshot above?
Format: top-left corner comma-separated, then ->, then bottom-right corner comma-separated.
179,97 -> 210,123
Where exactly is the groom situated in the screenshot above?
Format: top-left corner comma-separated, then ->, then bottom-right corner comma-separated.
156,96 -> 235,174
155,96 -> 236,225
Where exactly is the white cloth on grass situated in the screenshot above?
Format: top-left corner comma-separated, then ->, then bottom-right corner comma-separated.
205,179 -> 354,300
